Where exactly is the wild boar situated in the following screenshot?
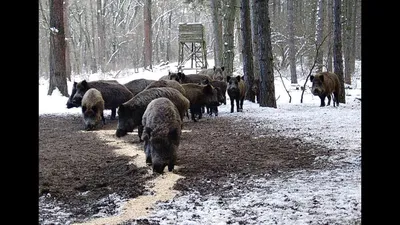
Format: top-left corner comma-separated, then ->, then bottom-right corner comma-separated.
67,80 -> 133,119
252,78 -> 260,103
123,78 -> 156,96
227,75 -> 246,113
198,66 -> 225,81
309,72 -> 340,107
141,97 -> 182,173
115,87 -> 189,142
181,83 -> 219,122
144,79 -> 187,97
81,88 -> 105,131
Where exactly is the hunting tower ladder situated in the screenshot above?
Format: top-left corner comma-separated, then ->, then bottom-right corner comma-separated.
177,23 -> 208,72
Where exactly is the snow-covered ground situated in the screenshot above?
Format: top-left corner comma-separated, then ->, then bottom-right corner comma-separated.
39,60 -> 361,224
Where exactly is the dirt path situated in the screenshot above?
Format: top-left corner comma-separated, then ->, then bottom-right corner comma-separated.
39,113 -> 331,224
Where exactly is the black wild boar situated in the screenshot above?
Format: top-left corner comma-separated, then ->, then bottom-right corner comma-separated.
81,88 -> 105,131
252,78 -> 260,103
68,80 -> 133,119
168,72 -> 212,84
201,79 -> 227,116
309,72 -> 340,107
123,78 -> 156,96
181,83 -> 220,122
198,66 -> 226,81
159,71 -> 183,82
227,75 -> 246,113
144,79 -> 187,97
115,87 -> 190,142
141,97 -> 182,173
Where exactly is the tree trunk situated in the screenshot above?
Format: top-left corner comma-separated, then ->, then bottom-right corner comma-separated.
97,0 -> 106,72
333,0 -> 346,103
63,0 -> 71,81
222,0 -> 237,78
166,10 -> 172,62
287,0 -> 297,84
235,0 -> 242,64
344,0 -> 356,84
241,0 -> 255,102
315,0 -> 325,73
143,0 -> 152,70
250,0 -> 260,80
48,0 -> 69,97
210,0 -> 223,68
90,0 -> 98,73
255,0 -> 276,108
326,0 -> 333,72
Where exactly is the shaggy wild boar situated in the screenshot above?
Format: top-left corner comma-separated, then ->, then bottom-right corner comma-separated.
81,88 -> 105,131
198,66 -> 225,81
123,78 -> 156,96
115,87 -> 189,141
168,72 -> 212,84
252,78 -> 260,103
201,79 -> 227,116
309,72 -> 340,107
159,71 -> 182,82
67,80 -> 133,119
227,75 -> 246,113
181,83 -> 219,122
141,97 -> 182,173
144,79 -> 187,97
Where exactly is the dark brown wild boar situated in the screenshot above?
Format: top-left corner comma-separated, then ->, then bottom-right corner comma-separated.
123,78 -> 156,96
115,87 -> 189,142
309,72 -> 340,107
144,79 -> 187,97
67,80 -> 133,119
141,97 -> 182,173
227,75 -> 246,113
198,66 -> 226,81
181,83 -> 219,122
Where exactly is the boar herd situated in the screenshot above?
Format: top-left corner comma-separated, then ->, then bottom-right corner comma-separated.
66,68 -> 340,173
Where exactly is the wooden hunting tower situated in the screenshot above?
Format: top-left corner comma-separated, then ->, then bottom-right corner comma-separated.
178,23 -> 208,72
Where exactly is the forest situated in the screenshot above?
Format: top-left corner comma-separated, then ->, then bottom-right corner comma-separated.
39,0 -> 361,107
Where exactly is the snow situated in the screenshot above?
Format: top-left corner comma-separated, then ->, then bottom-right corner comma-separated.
39,60 -> 361,224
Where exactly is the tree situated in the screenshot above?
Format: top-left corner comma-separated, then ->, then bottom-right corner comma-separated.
326,0 -> 333,72
97,0 -> 106,72
222,0 -> 237,77
210,0 -> 223,68
255,0 -> 276,108
250,0 -> 260,83
240,0 -> 255,102
64,0 -> 71,81
287,0 -> 297,84
343,0 -> 357,84
48,0 -> 69,97
143,0 -> 153,70
315,0 -> 325,73
333,0 -> 345,103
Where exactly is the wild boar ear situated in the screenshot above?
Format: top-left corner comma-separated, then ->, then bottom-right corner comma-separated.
236,76 -> 241,82
227,76 -> 231,82
221,66 -> 225,71
73,81 -> 77,87
168,128 -> 179,141
203,84 -> 213,95
309,75 -> 314,82
81,80 -> 88,88
169,71 -> 171,75
179,72 -> 185,79
213,66 -> 216,71
319,74 -> 324,82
